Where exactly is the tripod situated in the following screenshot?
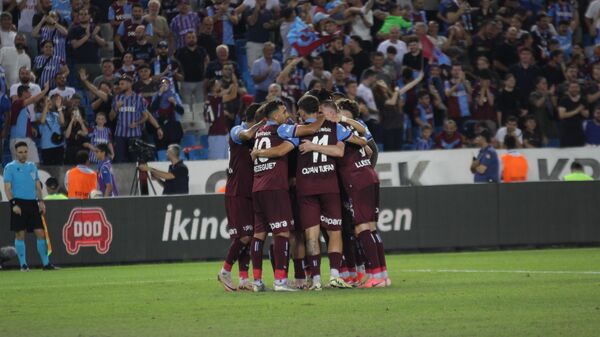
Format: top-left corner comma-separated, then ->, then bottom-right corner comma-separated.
130,163 -> 158,196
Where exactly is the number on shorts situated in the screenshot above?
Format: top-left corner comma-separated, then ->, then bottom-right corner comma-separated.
311,135 -> 329,163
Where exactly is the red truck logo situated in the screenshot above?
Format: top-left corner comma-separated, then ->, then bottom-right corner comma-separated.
62,207 -> 113,255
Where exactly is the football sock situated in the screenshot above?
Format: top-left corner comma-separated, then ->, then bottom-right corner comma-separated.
307,254 -> 321,283
15,239 -> 26,266
223,239 -> 245,273
250,237 -> 264,282
342,233 -> 356,269
36,239 -> 49,266
238,244 -> 250,280
372,230 -> 388,278
293,258 -> 305,280
354,238 -> 366,267
268,243 -> 275,272
273,236 -> 290,282
357,230 -> 380,275
328,252 -> 342,278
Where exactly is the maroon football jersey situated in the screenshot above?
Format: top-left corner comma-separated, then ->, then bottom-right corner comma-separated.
225,127 -> 254,197
295,120 -> 342,196
337,122 -> 379,192
252,123 -> 292,192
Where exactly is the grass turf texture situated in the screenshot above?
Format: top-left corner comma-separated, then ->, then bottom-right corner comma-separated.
1,248 -> 599,337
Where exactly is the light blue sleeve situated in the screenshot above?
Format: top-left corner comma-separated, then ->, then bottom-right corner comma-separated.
117,22 -> 125,36
3,164 -> 13,184
358,120 -> 373,141
229,125 -> 244,145
145,23 -> 153,36
277,124 -> 299,147
108,7 -> 116,21
336,123 -> 352,142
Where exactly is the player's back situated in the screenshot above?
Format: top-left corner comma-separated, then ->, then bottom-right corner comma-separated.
252,123 -> 290,193
296,120 -> 341,196
226,127 -> 254,197
337,121 -> 379,192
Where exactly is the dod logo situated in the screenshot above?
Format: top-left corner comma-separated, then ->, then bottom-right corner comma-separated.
62,207 -> 113,255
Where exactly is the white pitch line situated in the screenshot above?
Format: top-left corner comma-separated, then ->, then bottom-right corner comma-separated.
399,269 -> 600,275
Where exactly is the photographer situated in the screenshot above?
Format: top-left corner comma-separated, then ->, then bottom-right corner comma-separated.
138,144 -> 189,195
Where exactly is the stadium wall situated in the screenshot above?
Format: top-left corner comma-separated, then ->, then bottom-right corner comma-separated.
1,147 -> 598,200
1,182 -> 599,267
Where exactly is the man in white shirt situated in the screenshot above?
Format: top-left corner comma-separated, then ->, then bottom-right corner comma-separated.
0,34 -> 32,87
303,56 -> 332,90
357,69 -> 377,114
0,12 -> 16,48
48,73 -> 76,99
10,67 -> 40,122
17,0 -> 37,58
377,26 -> 407,64
494,116 -> 523,148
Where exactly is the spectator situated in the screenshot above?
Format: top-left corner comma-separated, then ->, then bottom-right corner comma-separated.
435,119 -> 464,149
48,73 -> 75,100
357,69 -> 377,112
445,0 -> 474,32
471,70 -> 496,132
377,26 -> 407,65
471,130 -> 499,183
584,105 -> 600,146
198,16 -> 218,61
127,25 -> 156,66
68,7 -> 107,82
94,143 -> 118,197
0,34 -> 31,88
110,75 -> 163,162
402,36 -> 426,74
205,44 -> 240,82
444,64 -> 472,123
31,9 -> 68,62
303,56 -> 332,92
33,40 -> 68,90
493,27 -> 519,75
133,63 -> 159,105
152,40 -> 180,85
501,134 -> 528,182
37,94 -> 65,165
543,50 -> 566,88
0,12 -> 16,48
495,73 -> 523,126
115,3 -> 153,57
266,83 -> 295,117
115,52 -> 137,79
169,0 -> 201,50
44,177 -> 67,200
54,0 -> 74,25
320,36 -> 345,71
586,64 -> 600,109
204,79 -> 236,159
175,32 -> 209,126
139,144 -> 189,195
367,52 -> 393,87
10,68 -> 41,123
347,0 -> 375,51
9,84 -> 50,163
563,161 -> 593,181
80,69 -> 115,130
494,116 -> 523,149
252,42 -> 281,103
554,21 -> 574,59
64,150 -> 97,199
148,79 -> 185,150
63,105 -> 89,165
143,0 -> 170,49
243,0 -> 274,69
509,48 -> 541,107
529,76 -> 558,145
206,0 -> 239,61
93,59 -> 117,87
85,111 -> 114,164
558,82 -> 589,147
349,36 -> 370,80
415,124 -> 434,150
414,90 -> 439,134
427,21 -> 447,49
523,115 -> 543,148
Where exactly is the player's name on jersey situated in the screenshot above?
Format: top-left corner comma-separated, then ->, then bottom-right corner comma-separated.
301,164 -> 335,175
355,159 -> 372,169
254,162 -> 276,173
317,127 -> 332,132
256,130 -> 272,137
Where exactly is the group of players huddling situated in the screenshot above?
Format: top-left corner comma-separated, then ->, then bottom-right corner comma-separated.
218,76 -> 422,292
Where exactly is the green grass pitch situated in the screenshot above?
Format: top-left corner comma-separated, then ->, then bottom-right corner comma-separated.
1,248 -> 599,337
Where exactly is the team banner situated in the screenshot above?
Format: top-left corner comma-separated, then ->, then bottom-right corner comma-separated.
1,182 -> 599,267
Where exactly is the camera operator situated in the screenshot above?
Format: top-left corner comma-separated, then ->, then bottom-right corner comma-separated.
138,144 -> 189,195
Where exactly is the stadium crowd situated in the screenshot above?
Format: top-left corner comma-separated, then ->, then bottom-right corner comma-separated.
1,0 -> 600,167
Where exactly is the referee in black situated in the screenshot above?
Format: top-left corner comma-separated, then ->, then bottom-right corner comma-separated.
4,141 -> 56,271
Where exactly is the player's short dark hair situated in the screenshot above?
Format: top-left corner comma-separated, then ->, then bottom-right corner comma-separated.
17,85 -> 30,97
337,99 -> 360,119
96,143 -> 111,157
571,161 -> 583,171
245,103 -> 262,122
260,100 -> 285,117
76,150 -> 89,165
506,116 -> 518,124
305,88 -> 332,103
298,95 -> 320,115
332,92 -> 346,101
504,135 -> 517,150
14,141 -> 28,150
